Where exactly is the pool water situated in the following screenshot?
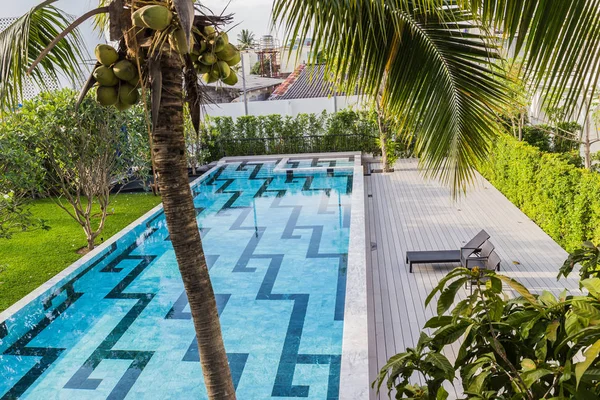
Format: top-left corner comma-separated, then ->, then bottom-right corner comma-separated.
0,159 -> 353,399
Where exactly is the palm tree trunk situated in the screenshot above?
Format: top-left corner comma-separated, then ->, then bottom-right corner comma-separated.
376,102 -> 390,172
152,50 -> 235,399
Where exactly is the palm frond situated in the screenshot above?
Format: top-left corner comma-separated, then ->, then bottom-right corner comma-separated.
466,0 -> 600,117
273,0 -> 508,191
0,0 -> 85,111
93,0 -> 112,33
273,0 -> 600,191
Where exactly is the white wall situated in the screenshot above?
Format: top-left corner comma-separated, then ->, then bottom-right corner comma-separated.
202,95 -> 366,119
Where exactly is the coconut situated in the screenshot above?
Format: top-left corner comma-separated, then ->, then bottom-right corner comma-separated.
203,70 -> 220,83
169,29 -> 189,54
96,86 -> 118,106
93,66 -> 118,86
213,34 -> 227,53
199,52 -> 217,66
115,101 -> 133,111
128,76 -> 141,87
94,44 -> 119,66
118,83 -> 140,106
127,69 -> 140,86
203,26 -> 217,39
136,5 -> 173,31
216,44 -> 237,62
221,72 -> 238,86
225,51 -> 241,67
195,63 -> 211,74
131,9 -> 148,28
216,61 -> 231,79
198,40 -> 207,54
113,60 -> 136,82
220,32 -> 229,46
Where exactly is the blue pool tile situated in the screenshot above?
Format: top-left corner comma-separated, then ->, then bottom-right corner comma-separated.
1,160 -> 353,399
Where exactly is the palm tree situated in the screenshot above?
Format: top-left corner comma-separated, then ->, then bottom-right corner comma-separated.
237,28 -> 255,50
273,0 -> 600,190
0,1 -> 235,398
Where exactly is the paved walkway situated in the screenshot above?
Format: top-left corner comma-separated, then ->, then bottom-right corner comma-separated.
365,159 -> 579,399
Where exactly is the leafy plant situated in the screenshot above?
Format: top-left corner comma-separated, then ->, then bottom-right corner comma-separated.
0,89 -> 150,250
559,241 -> 600,282
377,264 -> 600,399
479,135 -> 600,252
202,111 -> 382,161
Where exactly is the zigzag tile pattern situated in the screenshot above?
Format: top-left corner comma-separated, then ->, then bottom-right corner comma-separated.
0,159 -> 353,399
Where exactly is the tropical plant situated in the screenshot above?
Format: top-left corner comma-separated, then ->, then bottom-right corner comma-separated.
0,0 -> 235,397
0,122 -> 47,238
376,263 -> 600,399
237,28 -> 255,50
559,241 -> 600,283
1,89 -> 148,251
272,0 -> 600,191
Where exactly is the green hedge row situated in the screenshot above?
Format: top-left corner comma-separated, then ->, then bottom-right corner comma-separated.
201,110 -> 380,162
479,134 -> 600,252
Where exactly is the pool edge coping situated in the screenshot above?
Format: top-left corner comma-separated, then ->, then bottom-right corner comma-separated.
0,164 -> 222,324
339,152 -> 369,400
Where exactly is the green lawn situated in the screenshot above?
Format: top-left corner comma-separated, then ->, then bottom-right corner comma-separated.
0,193 -> 162,312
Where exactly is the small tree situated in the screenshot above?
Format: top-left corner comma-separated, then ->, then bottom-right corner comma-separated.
237,29 -> 256,50
7,89 -> 147,250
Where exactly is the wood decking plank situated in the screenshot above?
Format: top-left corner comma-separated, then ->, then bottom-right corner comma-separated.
365,159 -> 579,400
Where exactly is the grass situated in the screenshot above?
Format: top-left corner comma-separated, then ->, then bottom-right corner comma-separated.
0,193 -> 162,312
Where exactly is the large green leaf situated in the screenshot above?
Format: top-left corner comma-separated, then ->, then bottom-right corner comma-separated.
496,275 -> 539,307
573,300 -> 600,322
582,278 -> 600,299
432,321 -> 470,346
425,268 -> 470,307
575,339 -> 600,388
437,277 -> 468,316
425,352 -> 455,380
521,368 -> 553,388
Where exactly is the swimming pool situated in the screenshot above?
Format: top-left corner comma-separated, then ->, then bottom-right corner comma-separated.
0,155 -> 358,399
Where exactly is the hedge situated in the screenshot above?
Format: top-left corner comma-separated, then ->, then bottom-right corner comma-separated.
201,110 -> 380,162
479,134 -> 600,252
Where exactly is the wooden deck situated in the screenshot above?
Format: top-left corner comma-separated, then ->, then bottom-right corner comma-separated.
365,159 -> 580,399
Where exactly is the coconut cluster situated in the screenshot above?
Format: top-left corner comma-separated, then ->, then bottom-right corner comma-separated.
129,4 -> 241,86
93,45 -> 141,110
191,26 -> 241,86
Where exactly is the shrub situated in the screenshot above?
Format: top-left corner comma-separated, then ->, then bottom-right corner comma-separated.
201,110 -> 381,161
479,134 -> 600,252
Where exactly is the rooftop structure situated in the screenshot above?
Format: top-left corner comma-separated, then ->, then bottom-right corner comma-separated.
269,64 -> 358,101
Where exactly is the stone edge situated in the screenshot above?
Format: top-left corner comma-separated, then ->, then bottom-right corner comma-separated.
339,152 -> 369,399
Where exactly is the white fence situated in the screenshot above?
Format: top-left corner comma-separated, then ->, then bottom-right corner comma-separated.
202,95 -> 366,119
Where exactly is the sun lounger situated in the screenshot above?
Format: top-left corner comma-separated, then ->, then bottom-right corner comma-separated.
406,229 -> 490,273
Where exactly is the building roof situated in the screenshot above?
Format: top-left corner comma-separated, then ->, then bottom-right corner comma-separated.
204,74 -> 284,92
269,64 -> 357,100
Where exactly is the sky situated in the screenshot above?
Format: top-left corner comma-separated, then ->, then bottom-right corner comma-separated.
3,0 -> 278,57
